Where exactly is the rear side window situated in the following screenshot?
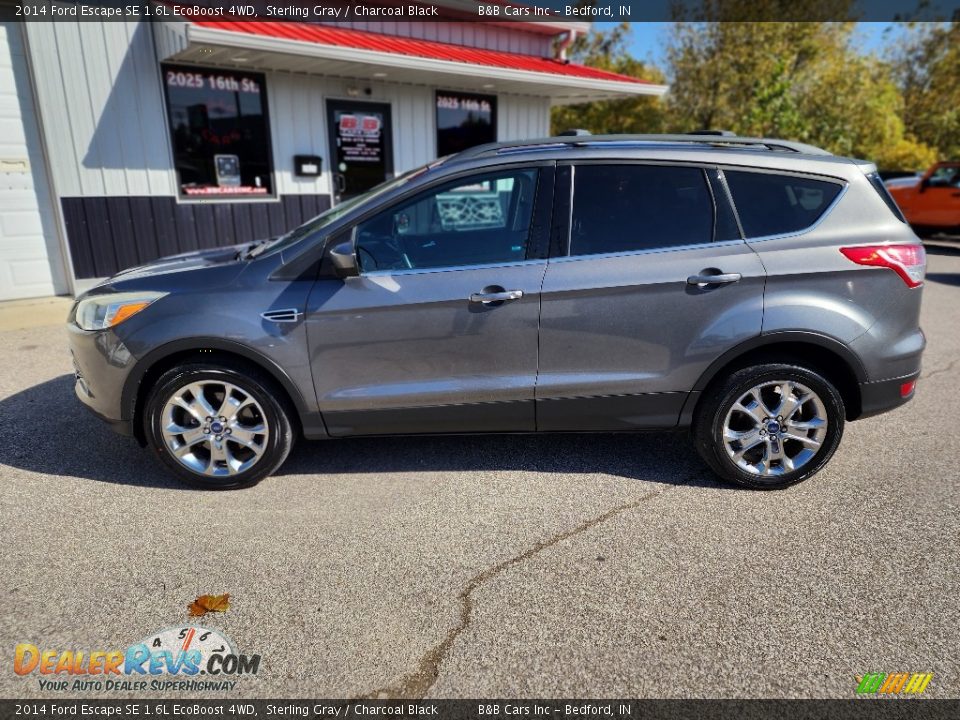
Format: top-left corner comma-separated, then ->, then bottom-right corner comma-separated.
866,171 -> 906,223
725,170 -> 843,239
570,165 -> 713,256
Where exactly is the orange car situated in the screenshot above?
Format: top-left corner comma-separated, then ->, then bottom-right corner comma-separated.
885,161 -> 960,236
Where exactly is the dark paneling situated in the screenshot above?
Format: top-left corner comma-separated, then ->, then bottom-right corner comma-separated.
84,198 -> 117,278
128,198 -> 159,264
61,194 -> 332,279
106,197 -> 137,270
60,199 -> 95,280
151,197 -> 179,258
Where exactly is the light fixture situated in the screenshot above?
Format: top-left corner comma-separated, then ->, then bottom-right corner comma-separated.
346,87 -> 361,97
482,83 -> 495,89
372,72 -> 388,78
231,56 -> 249,62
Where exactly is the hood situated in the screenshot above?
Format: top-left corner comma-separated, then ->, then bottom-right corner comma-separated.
107,241 -> 268,282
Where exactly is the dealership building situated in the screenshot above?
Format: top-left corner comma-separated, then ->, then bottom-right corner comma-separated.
0,9 -> 666,301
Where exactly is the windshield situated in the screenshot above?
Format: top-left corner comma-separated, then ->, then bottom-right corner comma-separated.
251,162 -> 442,258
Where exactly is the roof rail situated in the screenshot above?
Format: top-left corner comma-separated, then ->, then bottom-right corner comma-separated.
455,133 -> 832,159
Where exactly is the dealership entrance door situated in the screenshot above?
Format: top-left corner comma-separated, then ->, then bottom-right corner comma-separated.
326,100 -> 394,203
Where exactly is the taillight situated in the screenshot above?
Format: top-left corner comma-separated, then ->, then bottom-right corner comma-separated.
839,244 -> 926,288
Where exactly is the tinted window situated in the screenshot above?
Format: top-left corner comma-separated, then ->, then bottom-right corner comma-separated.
570,165 -> 713,256
867,172 -> 906,223
162,64 -> 273,198
356,169 -> 538,271
707,168 -> 743,241
725,170 -> 843,238
926,165 -> 960,188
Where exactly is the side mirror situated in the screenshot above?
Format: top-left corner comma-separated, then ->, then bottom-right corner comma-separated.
328,238 -> 359,278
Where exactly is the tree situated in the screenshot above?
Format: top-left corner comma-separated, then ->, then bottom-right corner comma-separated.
550,23 -> 667,135
664,19 -> 936,168
893,22 -> 960,160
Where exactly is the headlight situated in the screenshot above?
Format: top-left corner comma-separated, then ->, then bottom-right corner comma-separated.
74,291 -> 166,331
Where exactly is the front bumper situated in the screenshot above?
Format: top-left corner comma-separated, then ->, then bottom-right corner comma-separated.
68,323 -> 137,436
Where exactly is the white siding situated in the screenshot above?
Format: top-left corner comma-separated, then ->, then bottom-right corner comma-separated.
499,94 -> 551,141
23,20 -> 551,203
0,22 -> 67,300
23,20 -> 175,198
268,74 -> 439,196
269,75 -> 550,196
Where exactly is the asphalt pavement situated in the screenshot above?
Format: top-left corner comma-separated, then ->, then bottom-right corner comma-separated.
1,243 -> 958,699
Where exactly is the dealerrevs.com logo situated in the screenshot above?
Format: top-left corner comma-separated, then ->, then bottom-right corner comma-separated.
14,626 -> 260,692
856,672 -> 933,696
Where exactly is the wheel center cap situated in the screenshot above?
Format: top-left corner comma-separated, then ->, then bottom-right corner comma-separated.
765,420 -> 781,435
210,421 -> 224,434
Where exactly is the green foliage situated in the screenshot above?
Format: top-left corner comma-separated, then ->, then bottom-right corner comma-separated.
550,23 -> 667,135
893,22 -> 960,160
552,18 -> 950,171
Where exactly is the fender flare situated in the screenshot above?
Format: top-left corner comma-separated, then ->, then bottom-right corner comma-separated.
678,330 -> 867,425
121,337 -> 312,423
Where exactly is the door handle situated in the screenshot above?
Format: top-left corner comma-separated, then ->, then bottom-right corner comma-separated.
469,289 -> 523,305
687,271 -> 742,286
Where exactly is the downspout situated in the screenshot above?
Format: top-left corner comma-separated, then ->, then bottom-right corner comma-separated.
555,29 -> 577,62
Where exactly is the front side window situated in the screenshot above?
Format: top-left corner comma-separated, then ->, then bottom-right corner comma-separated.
724,170 -> 843,238
926,165 -> 960,188
355,169 -> 538,271
162,64 -> 273,198
570,165 -> 714,256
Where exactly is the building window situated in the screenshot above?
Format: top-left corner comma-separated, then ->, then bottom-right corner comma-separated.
436,91 -> 497,157
162,64 -> 274,198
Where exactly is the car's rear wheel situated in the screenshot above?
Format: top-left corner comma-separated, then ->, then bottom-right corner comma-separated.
144,362 -> 294,489
692,364 -> 845,490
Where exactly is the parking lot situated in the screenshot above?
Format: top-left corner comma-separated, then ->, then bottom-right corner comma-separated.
1,242 -> 958,700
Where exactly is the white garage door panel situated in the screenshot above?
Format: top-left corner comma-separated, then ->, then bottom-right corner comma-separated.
0,21 -> 63,302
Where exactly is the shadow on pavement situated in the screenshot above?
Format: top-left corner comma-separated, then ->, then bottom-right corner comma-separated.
0,374 -> 727,491
923,240 -> 960,257
924,272 -> 960,287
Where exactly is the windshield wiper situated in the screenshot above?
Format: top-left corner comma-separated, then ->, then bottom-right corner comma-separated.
236,238 -> 271,261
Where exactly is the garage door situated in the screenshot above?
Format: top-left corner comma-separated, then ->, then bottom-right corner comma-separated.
0,21 -> 65,301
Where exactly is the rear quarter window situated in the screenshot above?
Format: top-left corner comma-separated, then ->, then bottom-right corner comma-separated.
724,170 -> 843,239
866,171 -> 907,223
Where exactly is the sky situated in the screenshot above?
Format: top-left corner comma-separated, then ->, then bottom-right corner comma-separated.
622,22 -> 904,69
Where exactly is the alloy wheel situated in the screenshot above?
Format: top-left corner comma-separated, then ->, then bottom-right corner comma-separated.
160,381 -> 269,477
722,380 -> 828,477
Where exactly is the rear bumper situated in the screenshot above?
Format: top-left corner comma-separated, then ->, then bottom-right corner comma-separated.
857,371 -> 920,419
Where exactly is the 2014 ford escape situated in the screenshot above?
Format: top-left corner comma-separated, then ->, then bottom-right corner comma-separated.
67,134 -> 926,490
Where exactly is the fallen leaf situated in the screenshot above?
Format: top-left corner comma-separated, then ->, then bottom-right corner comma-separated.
188,593 -> 231,617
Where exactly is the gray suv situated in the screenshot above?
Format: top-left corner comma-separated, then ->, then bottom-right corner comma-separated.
67,134 -> 926,490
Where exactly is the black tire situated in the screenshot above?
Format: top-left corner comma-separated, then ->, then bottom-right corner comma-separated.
144,362 -> 295,489
692,363 -> 845,490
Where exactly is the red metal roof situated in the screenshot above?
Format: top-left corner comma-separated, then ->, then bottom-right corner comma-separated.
192,20 -> 653,86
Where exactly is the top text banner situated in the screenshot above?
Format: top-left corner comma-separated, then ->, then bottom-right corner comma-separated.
11,0 -> 960,22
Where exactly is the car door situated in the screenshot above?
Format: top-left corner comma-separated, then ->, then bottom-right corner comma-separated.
305,164 -> 553,436
536,162 -> 766,431
908,163 -> 960,227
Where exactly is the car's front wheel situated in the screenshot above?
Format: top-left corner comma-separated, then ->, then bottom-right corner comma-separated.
692,363 -> 845,490
144,362 -> 295,489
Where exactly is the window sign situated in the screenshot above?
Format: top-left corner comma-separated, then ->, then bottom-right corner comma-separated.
436,91 -> 497,157
162,64 -> 274,198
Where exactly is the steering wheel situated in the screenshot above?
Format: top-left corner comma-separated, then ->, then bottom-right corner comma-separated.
357,235 -> 413,271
